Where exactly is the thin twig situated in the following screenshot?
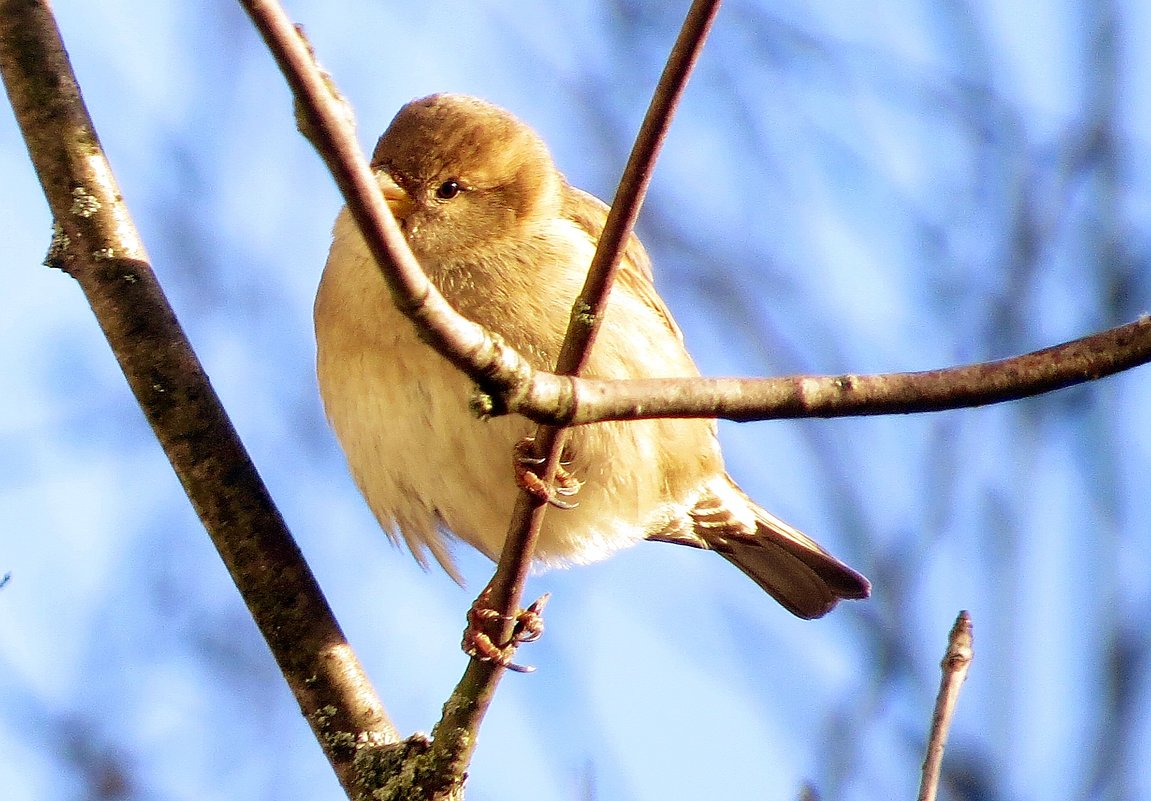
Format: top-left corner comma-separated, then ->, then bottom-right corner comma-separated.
429,0 -> 724,782
0,2 -> 398,796
490,0 -> 725,638
523,314 -> 1151,425
918,611 -> 974,801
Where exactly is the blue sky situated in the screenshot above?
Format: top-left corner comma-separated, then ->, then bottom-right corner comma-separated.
3,2 -> 1151,800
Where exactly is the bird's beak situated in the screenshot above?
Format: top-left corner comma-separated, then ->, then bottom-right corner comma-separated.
377,172 -> 415,222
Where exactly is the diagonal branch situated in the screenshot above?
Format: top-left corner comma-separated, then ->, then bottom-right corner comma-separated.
428,0 -> 724,782
917,611 -> 974,801
0,2 -> 398,797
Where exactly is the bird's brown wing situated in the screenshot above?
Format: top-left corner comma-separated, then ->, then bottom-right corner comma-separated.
649,479 -> 871,619
564,187 -> 871,618
562,186 -> 684,342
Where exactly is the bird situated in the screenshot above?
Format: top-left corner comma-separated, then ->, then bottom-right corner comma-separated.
314,93 -> 870,620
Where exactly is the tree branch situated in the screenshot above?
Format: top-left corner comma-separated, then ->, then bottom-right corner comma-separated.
0,3 -> 397,797
917,611 -> 974,801
532,314 -> 1151,425
428,0 -> 723,784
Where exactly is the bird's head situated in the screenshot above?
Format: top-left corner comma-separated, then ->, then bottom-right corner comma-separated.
369,93 -> 564,266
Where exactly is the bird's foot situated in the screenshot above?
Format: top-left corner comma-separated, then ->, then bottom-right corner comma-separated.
462,588 -> 550,673
513,437 -> 582,509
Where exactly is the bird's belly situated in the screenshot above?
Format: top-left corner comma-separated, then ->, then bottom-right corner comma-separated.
316,329 -> 681,573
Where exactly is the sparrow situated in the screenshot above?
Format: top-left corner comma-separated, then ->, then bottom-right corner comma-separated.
314,93 -> 870,619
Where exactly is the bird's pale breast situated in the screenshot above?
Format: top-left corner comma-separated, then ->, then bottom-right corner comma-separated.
315,207 -> 723,578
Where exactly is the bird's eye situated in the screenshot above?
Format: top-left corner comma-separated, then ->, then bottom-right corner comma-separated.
435,180 -> 462,200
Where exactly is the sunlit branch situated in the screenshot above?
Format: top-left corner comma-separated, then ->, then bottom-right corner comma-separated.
0,3 -> 398,797
917,611 -> 974,801
524,315 -> 1151,425
430,0 -> 726,786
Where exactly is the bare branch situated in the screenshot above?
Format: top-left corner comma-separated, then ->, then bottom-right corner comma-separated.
0,2 -> 397,796
533,314 -> 1151,425
918,611 -> 974,801
429,0 -> 724,784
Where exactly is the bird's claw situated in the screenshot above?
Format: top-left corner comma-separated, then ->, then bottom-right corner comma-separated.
462,590 -> 551,673
513,438 -> 582,509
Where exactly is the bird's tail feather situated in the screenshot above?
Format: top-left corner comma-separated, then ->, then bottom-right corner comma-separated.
649,477 -> 870,619
719,504 -> 870,619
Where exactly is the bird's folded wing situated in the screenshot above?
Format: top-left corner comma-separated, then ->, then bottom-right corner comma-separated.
561,186 -> 684,342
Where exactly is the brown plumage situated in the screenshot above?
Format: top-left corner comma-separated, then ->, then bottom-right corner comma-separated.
315,93 -> 869,618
